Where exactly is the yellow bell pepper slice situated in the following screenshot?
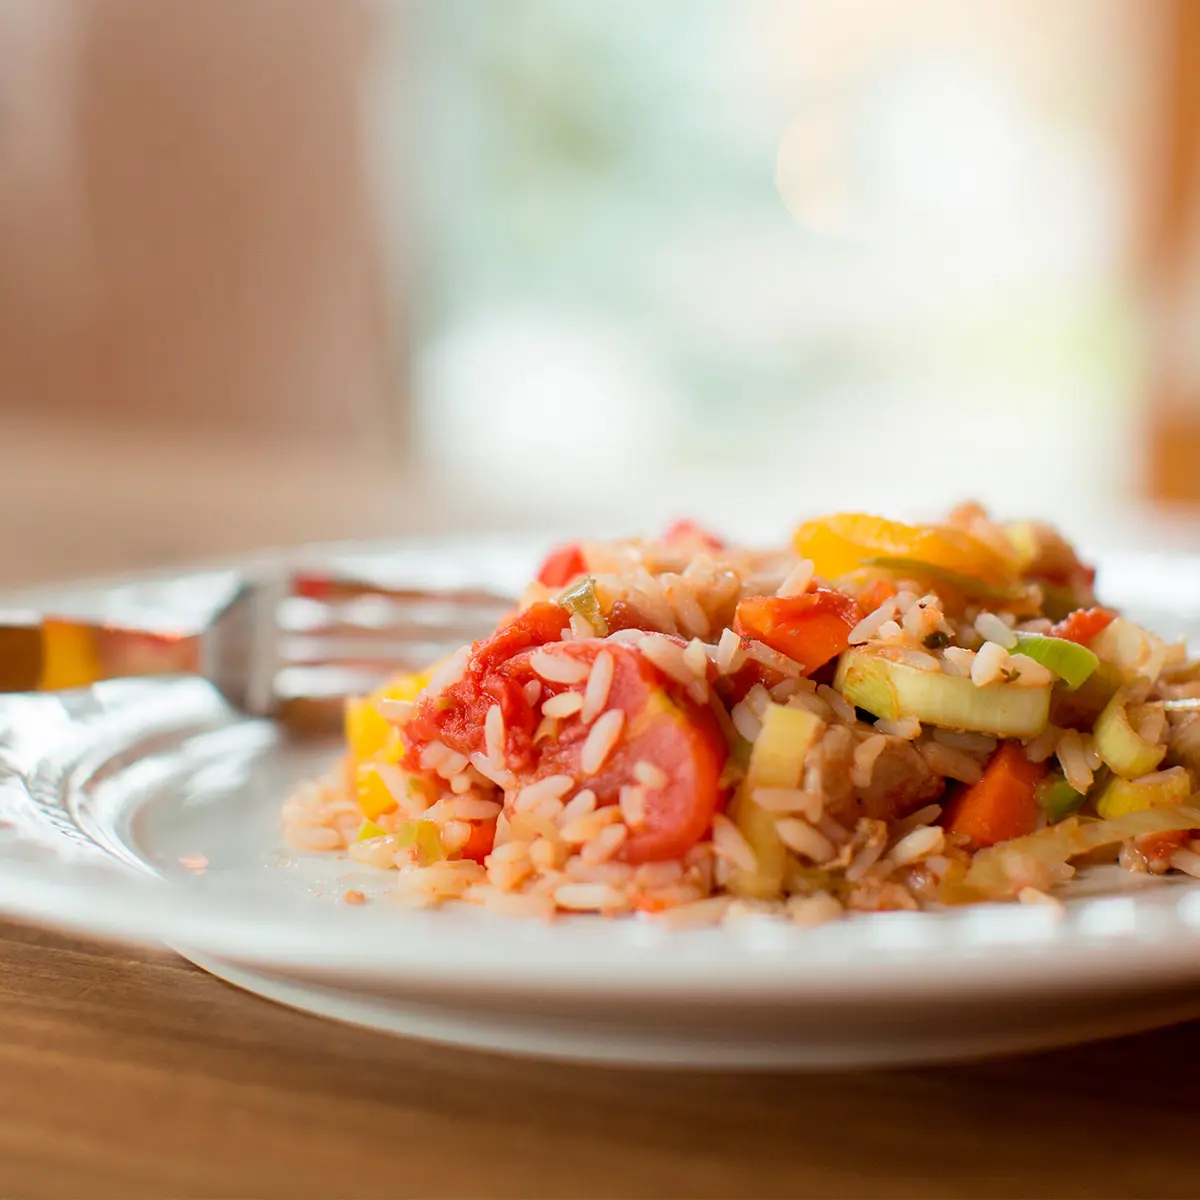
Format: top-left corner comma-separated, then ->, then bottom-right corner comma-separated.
793,513 -> 1018,587
344,665 -> 436,765
356,762 -> 401,820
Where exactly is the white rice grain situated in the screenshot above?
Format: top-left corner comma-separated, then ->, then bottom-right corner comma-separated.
529,650 -> 590,685
716,627 -> 745,675
554,882 -> 629,912
744,683 -> 772,718
889,824 -> 945,866
541,691 -> 584,719
638,634 -> 696,686
932,728 -> 997,755
580,823 -> 629,864
580,649 -> 615,724
786,892 -> 843,927
374,762 -> 429,818
1006,653 -> 1057,686
484,704 -> 506,766
560,805 -> 624,845
683,637 -> 710,680
731,701 -> 763,743
851,734 -> 889,787
422,645 -> 470,697
633,760 -> 668,789
441,796 -> 503,821
654,896 -> 735,928
777,559 -> 816,598
849,597 -> 899,645
875,716 -> 921,741
941,646 -> 976,677
775,818 -> 835,863
376,697 -> 412,724
1023,725 -> 1063,765
512,774 -> 574,811
971,640 -> 1010,686
469,752 -> 515,790
1169,848 -> 1200,879
817,683 -> 855,723
711,813 -> 758,873
619,785 -> 648,828
1055,728 -> 1094,795
975,611 -> 1018,649
560,788 -> 598,821
749,787 -> 823,820
920,741 -> 984,784
741,639 -> 805,678
581,708 -> 625,775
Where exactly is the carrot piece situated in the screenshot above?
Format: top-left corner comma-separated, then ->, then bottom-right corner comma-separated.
733,588 -> 861,675
1050,607 -> 1116,646
942,742 -> 1045,848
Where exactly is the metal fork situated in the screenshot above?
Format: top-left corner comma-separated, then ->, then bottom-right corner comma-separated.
0,571 -> 514,733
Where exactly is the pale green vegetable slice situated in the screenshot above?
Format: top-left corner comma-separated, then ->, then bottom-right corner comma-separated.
1035,774 -> 1087,823
558,576 -> 608,636
1094,688 -> 1166,779
392,819 -> 445,866
1013,633 -> 1098,690
1093,766 -> 1191,820
860,556 -> 1031,606
728,704 -> 824,901
834,649 -> 1051,738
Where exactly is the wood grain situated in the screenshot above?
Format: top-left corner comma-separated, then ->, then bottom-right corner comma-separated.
0,919 -> 1195,1200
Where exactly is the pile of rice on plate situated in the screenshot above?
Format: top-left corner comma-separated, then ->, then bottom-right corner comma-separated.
283,504 -> 1200,927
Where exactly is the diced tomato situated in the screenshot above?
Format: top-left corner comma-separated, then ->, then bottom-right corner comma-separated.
718,658 -> 784,706
523,643 -> 728,863
536,543 -> 587,589
404,602 -> 569,773
663,519 -> 725,553
732,588 -> 861,675
460,819 -> 497,864
406,635 -> 728,864
1050,607 -> 1116,646
942,742 -> 1044,848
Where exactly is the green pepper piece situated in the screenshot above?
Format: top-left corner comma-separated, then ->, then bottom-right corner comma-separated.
558,576 -> 609,636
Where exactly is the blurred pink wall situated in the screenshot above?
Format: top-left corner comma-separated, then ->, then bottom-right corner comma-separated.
0,0 -> 395,451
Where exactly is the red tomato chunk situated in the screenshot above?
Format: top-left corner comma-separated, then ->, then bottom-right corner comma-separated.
405,627 -> 728,864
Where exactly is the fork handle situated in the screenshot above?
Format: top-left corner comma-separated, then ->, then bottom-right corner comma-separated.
0,618 -> 201,693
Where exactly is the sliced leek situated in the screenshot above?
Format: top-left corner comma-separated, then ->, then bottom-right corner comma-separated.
1013,633 -> 1098,691
834,649 -> 1051,738
1093,766 -> 1191,820
860,557 -> 1031,607
963,803 -> 1200,895
1094,689 -> 1166,779
728,704 -> 823,900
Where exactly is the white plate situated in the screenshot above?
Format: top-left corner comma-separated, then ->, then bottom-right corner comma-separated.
6,541 -> 1200,1069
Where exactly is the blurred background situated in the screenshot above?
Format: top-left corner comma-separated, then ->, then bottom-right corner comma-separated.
2,0 -> 1199,586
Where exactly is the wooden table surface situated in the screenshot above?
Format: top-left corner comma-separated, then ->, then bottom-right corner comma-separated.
0,921 -> 1196,1199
